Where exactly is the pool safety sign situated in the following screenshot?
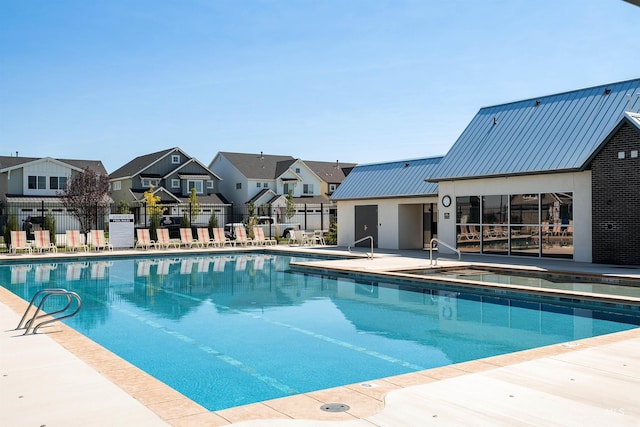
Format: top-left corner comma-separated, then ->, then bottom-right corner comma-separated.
109,214 -> 134,248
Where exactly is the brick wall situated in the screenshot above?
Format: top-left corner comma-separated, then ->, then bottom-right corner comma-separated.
591,121 -> 640,265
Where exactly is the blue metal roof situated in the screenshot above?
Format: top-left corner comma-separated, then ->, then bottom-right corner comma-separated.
431,78 -> 640,181
330,156 -> 441,200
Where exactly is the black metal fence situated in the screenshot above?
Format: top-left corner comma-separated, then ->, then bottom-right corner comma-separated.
1,199 -> 338,247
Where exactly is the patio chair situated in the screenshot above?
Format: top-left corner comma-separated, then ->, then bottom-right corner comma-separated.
10,230 -> 32,254
33,230 -> 58,253
212,227 -> 234,247
65,230 -> 88,252
252,226 -> 277,245
234,226 -> 253,246
196,228 -> 215,247
135,229 -> 156,250
179,228 -> 202,248
288,229 -> 311,246
156,228 -> 180,249
89,229 -> 113,251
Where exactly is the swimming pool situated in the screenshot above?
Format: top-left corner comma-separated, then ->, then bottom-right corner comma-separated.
2,253 -> 639,411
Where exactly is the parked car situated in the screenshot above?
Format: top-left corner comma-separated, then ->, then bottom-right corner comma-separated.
256,216 -> 300,239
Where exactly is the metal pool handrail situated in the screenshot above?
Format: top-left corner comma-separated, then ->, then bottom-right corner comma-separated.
17,289 -> 82,335
429,238 -> 461,266
348,236 -> 374,259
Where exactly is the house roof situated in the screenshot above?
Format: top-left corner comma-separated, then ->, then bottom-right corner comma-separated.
303,160 -> 357,184
0,156 -> 108,175
430,78 -> 640,181
331,156 -> 442,200
219,152 -> 295,180
626,111 -> 640,130
109,148 -> 176,179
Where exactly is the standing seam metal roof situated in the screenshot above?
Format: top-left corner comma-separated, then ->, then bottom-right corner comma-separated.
431,78 -> 640,180
330,157 -> 442,200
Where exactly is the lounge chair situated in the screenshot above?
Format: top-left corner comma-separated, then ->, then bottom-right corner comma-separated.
156,228 -> 180,249
288,229 -> 311,246
179,228 -> 202,248
65,230 -> 88,252
212,228 -> 234,247
135,229 -> 156,250
234,226 -> 253,246
89,229 -> 113,251
10,230 -> 32,254
196,228 -> 215,247
252,226 -> 277,245
33,230 -> 58,253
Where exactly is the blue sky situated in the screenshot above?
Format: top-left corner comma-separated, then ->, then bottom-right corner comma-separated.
1,0 -> 638,173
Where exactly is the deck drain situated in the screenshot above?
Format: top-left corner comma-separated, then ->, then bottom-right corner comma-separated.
320,403 -> 350,412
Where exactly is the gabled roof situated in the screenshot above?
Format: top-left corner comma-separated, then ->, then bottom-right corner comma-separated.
430,78 -> 640,181
109,147 -> 177,179
626,111 -> 640,130
303,160 -> 357,184
331,156 -> 442,200
219,152 -> 295,180
0,156 -> 107,175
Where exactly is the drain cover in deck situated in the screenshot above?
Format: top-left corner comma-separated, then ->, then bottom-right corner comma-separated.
320,403 -> 350,412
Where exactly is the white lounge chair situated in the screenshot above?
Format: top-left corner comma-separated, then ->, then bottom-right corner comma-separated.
234,226 -> 253,246
89,230 -> 113,251
252,226 -> 277,245
33,230 -> 57,253
65,230 -> 88,252
10,231 -> 32,254
135,229 -> 156,250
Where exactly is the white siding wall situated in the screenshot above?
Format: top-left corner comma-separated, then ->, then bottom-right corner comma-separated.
22,161 -> 73,196
337,196 -> 436,249
209,155 -> 248,206
437,171 -> 592,262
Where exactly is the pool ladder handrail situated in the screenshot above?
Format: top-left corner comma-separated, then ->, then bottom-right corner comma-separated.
348,235 -> 374,259
429,238 -> 461,266
16,289 -> 82,335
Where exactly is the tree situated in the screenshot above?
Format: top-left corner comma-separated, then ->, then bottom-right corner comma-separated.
44,213 -> 57,245
186,187 -> 201,224
143,185 -> 165,240
59,167 -> 111,233
284,190 -> 296,221
3,213 -> 18,248
116,200 -> 131,214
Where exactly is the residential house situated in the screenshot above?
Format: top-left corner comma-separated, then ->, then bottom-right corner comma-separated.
209,152 -> 355,230
0,155 -> 109,235
109,148 -> 228,227
331,156 -> 442,250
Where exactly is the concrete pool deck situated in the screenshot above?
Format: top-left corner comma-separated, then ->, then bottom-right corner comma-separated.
1,246 -> 639,426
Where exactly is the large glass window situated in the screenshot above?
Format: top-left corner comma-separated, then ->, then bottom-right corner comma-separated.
540,193 -> 573,258
454,192 -> 573,259
456,196 -> 480,253
49,176 -> 67,190
482,195 -> 509,255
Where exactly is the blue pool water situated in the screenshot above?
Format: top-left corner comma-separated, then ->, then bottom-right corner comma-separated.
2,253 -> 639,411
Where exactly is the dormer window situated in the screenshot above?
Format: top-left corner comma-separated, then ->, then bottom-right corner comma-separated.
171,179 -> 180,188
329,184 -> 337,192
172,155 -> 180,164
188,180 -> 203,194
295,168 -> 301,173
142,178 -> 159,188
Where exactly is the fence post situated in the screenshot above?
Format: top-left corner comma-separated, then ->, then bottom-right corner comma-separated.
304,203 -> 307,230
320,202 -> 324,230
